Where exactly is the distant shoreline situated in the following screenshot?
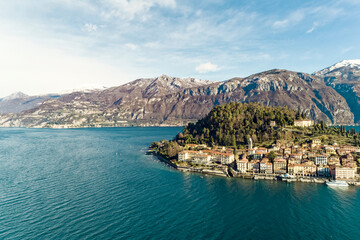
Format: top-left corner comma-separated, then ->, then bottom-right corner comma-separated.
0,125 -> 359,129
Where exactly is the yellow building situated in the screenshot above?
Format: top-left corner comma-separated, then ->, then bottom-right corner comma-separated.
288,164 -> 304,176
273,158 -> 287,174
302,161 -> 317,176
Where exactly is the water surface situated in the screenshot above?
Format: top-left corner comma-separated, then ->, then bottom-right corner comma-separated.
0,127 -> 359,240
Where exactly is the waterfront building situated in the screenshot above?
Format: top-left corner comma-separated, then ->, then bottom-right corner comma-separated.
253,160 -> 260,173
179,150 -> 235,165
236,158 -> 248,173
302,161 -> 317,177
220,153 -> 235,164
178,150 -> 212,165
247,160 -> 254,172
178,150 -> 200,161
265,162 -> 273,174
192,154 -> 212,165
202,150 -> 235,164
273,158 -> 287,174
329,165 -> 336,177
288,164 -> 304,176
260,158 -> 269,174
335,166 -> 356,179
288,164 -> 294,175
247,160 -> 260,173
317,165 -> 330,177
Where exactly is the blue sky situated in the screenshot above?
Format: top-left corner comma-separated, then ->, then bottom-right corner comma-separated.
0,0 -> 359,97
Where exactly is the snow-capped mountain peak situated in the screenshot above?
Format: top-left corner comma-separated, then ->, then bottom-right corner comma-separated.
2,91 -> 29,101
315,59 -> 360,75
330,59 -> 360,69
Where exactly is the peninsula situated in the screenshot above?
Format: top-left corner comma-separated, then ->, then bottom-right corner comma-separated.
150,102 -> 360,184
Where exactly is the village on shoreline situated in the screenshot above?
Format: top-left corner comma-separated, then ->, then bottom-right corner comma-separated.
175,139 -> 359,183
150,102 -> 360,186
152,122 -> 360,186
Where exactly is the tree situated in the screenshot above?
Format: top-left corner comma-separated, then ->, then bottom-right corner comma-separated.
267,151 -> 277,162
232,135 -> 236,147
150,141 -> 160,149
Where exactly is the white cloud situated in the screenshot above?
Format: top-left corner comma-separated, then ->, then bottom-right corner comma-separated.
83,23 -> 98,32
273,5 -> 344,31
306,27 -> 315,34
341,46 -> 353,54
125,43 -> 138,50
272,19 -> 289,29
273,10 -> 305,29
306,22 -> 319,34
195,62 -> 219,73
102,0 -> 176,20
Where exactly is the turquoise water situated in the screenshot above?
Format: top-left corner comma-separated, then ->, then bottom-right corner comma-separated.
1,127 -> 360,240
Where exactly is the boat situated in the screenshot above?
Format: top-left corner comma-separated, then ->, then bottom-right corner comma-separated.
326,180 -> 349,187
283,173 -> 295,179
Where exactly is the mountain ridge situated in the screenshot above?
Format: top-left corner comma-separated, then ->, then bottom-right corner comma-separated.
313,59 -> 360,123
1,61 -> 359,128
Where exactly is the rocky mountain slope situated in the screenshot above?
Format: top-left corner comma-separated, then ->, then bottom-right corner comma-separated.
0,70 -> 354,128
0,75 -> 211,127
0,92 -> 60,114
314,59 -> 360,123
149,70 -> 353,125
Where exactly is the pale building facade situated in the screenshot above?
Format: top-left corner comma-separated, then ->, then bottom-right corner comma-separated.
335,167 -> 356,179
294,120 -> 314,127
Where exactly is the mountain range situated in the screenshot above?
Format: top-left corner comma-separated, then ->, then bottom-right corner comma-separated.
1,60 -> 359,128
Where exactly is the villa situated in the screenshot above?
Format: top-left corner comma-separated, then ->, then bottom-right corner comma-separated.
294,119 -> 314,127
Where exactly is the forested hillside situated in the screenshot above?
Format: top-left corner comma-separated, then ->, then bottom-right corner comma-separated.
175,102 -> 359,147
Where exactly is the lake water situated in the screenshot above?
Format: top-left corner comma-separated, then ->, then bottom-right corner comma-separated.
1,127 -> 360,240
